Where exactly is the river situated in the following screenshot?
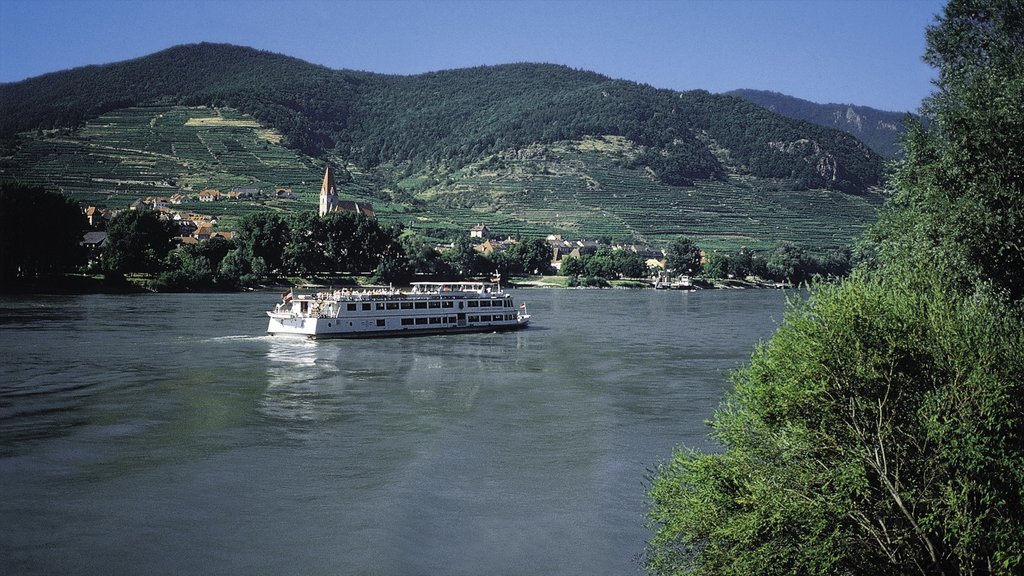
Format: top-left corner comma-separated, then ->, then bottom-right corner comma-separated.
0,288 -> 788,575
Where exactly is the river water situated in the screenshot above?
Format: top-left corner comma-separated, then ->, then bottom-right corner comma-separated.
0,288 -> 787,575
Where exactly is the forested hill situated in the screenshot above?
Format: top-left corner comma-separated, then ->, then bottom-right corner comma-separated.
0,43 -> 882,194
726,89 -> 912,158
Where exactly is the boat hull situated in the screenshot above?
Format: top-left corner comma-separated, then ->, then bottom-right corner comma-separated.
267,315 -> 530,339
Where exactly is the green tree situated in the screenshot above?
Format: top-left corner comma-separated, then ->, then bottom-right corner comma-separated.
0,184 -> 85,285
866,0 -> 1024,301
283,211 -> 327,276
646,275 -> 1024,575
443,235 -> 482,278
646,2 -> 1024,574
665,236 -> 702,275
103,209 -> 175,276
235,212 -> 289,274
506,238 -> 554,275
560,256 -> 584,277
611,249 -> 649,278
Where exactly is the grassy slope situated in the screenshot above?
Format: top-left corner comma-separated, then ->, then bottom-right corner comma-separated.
0,105 -> 884,251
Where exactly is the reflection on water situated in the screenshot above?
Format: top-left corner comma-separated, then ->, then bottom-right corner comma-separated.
1,289 -> 787,576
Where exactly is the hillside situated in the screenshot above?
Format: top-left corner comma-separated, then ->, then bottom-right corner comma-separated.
0,43 -> 887,250
726,89 -> 913,158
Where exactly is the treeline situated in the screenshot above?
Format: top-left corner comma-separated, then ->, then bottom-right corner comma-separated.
109,210 -> 557,291
1,43 -> 881,193
0,187 -> 558,292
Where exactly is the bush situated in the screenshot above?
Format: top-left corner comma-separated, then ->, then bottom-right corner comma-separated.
646,274 -> 1024,574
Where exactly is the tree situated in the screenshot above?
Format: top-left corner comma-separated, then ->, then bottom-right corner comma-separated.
560,256 -> 585,277
646,2 -> 1024,574
646,275 -> 1024,575
611,249 -> 649,279
443,235 -> 482,278
665,236 -> 702,275
505,238 -> 554,275
235,212 -> 289,274
103,209 -> 175,276
866,0 -> 1024,301
0,184 -> 86,285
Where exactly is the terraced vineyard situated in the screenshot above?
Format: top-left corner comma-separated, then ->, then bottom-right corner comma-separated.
418,138 -> 886,251
1,107 -> 885,251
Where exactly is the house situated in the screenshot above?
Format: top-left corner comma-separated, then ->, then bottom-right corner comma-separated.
198,189 -> 220,202
170,193 -> 189,205
129,199 -> 147,211
474,237 -> 517,255
176,219 -> 198,236
226,187 -> 259,200
83,206 -> 109,227
80,231 -> 107,265
274,187 -> 296,199
194,225 -> 213,240
470,224 -> 491,239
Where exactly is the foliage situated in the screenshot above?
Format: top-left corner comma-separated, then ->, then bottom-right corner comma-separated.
665,237 -> 703,275
646,2 -> 1024,574
234,212 -> 288,273
646,275 -> 1024,575
0,184 -> 85,285
728,89 -> 913,159
155,237 -> 234,291
0,43 -> 883,194
864,0 -> 1024,302
103,209 -> 176,276
566,275 -> 611,288
702,244 -> 851,282
443,235 -> 484,278
560,247 -> 650,280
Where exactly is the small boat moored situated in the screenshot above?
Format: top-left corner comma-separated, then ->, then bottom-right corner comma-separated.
266,281 -> 531,339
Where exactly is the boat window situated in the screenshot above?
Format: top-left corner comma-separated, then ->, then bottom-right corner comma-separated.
376,319 -> 386,327
468,301 -> 479,308
375,303 -> 384,310
386,303 -> 399,310
415,302 -> 427,309
362,303 -> 371,311
415,317 -> 428,325
481,315 -> 492,322
347,303 -> 357,311
401,318 -> 414,326
468,316 -> 479,322
401,302 -> 413,309
506,300 -> 513,307
479,300 -> 491,307
428,301 -> 441,308
441,301 -> 454,308
429,317 -> 442,324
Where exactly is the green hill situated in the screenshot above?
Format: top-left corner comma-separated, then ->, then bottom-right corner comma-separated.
0,43 -> 888,251
726,89 -> 913,159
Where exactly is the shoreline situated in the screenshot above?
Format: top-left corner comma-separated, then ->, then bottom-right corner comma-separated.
1,274 -> 791,295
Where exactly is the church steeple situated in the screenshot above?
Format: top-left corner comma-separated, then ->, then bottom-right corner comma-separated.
319,165 -> 336,216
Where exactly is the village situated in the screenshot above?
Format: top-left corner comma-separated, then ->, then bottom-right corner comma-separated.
78,165 -> 672,276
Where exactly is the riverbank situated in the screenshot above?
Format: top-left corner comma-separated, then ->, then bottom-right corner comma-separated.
3,273 -> 790,295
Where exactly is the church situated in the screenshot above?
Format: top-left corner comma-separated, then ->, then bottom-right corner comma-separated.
318,165 -> 375,218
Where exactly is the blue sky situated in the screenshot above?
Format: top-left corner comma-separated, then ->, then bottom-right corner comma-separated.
1,0 -> 946,112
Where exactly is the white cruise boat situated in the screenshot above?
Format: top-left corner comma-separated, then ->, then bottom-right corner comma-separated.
266,282 -> 531,339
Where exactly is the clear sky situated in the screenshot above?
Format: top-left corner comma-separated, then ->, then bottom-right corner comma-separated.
0,0 -> 946,112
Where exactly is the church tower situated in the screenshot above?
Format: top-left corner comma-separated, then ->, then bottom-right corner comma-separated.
318,164 -> 337,216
